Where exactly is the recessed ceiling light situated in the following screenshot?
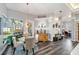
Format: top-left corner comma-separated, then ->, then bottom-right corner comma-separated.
55,17 -> 59,21
68,14 -> 71,17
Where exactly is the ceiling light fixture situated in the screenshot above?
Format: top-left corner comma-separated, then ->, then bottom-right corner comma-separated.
26,3 -> 29,6
55,17 -> 59,21
68,14 -> 71,18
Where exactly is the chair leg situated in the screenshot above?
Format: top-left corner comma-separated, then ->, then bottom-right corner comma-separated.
26,50 -> 28,55
32,48 -> 34,55
23,46 -> 25,51
13,47 -> 16,55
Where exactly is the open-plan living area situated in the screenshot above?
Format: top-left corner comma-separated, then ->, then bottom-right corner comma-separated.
0,3 -> 79,55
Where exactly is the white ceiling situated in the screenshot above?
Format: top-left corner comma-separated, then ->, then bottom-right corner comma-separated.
5,3 -> 71,16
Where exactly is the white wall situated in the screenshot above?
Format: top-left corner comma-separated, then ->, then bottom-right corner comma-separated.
48,17 -> 61,41
48,17 -> 53,41
34,17 -> 60,41
34,18 -> 49,40
70,20 -> 74,41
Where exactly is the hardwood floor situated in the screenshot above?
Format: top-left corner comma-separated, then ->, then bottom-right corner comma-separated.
3,38 -> 78,55
35,38 -> 78,55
